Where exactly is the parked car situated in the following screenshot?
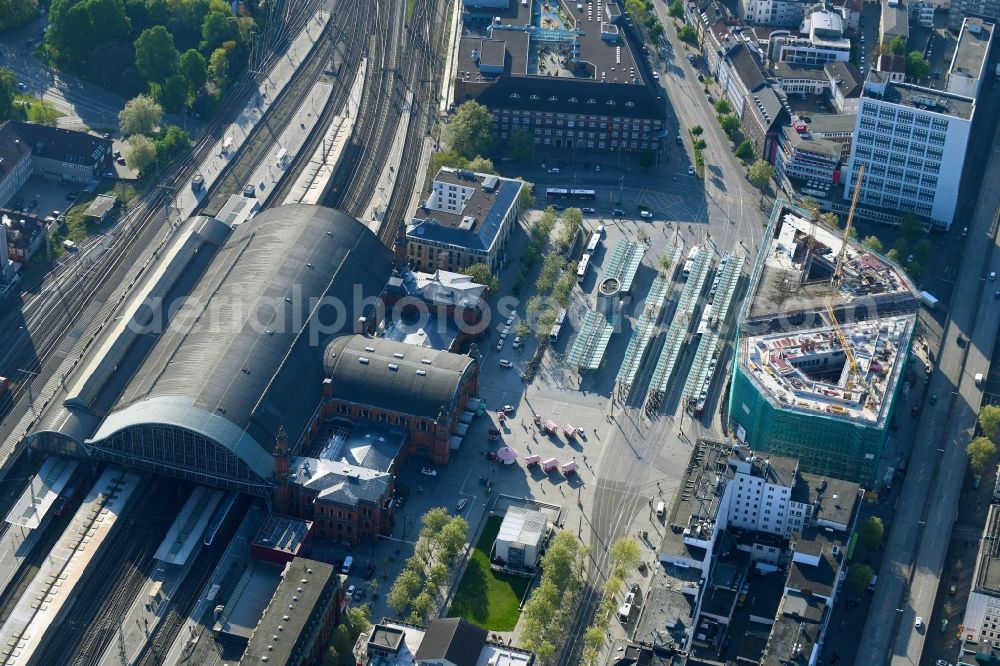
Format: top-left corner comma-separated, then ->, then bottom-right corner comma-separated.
456,498 -> 468,512
353,587 -> 365,602
915,616 -> 924,629
499,359 -> 513,368
346,584 -> 356,598
639,210 -> 653,219
116,156 -> 126,165
502,405 -> 515,414
420,467 -> 438,477
688,166 -> 695,176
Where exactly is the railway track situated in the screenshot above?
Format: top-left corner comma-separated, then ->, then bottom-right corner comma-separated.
133,495 -> 251,666
33,478 -> 186,666
0,5 -> 338,463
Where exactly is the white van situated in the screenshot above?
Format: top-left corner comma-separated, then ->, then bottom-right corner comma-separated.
341,555 -> 353,574
655,500 -> 666,517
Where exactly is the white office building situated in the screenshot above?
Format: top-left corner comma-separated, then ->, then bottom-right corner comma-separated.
946,18 -> 994,100
739,0 -> 806,27
769,12 -> 852,66
843,74 -> 975,228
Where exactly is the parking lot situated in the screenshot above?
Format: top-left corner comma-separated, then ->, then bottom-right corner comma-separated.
6,174 -> 87,224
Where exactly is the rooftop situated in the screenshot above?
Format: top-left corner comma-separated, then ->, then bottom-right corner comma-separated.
291,455 -> 393,508
3,120 -> 112,166
772,62 -> 829,81
784,129 -> 844,159
762,604 -> 822,664
414,617 -> 487,666
975,504 -> 1000,593
787,528 -> 844,597
309,420 -> 405,473
877,53 -> 906,74
740,205 -> 918,428
824,61 -> 862,98
949,17 -> 993,85
880,0 -> 909,39
804,112 -> 857,134
659,440 -> 729,560
862,78 -> 975,120
322,334 -> 476,420
385,269 -> 486,310
408,167 -> 523,252
635,562 -> 700,651
458,0 -> 644,86
83,195 -> 116,219
251,512 -> 313,555
497,505 -> 547,548
214,560 -> 283,640
243,559 -> 339,665
791,472 -> 860,527
363,620 -> 425,666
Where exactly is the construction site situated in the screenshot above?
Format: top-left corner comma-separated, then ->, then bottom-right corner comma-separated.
729,193 -> 921,485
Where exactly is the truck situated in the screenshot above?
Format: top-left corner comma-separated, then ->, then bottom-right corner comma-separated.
919,290 -> 939,309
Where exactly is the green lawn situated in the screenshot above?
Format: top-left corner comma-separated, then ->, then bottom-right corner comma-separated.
13,95 -> 63,125
448,515 -> 531,631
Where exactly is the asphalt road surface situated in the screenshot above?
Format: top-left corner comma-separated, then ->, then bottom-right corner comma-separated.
857,104 -> 1000,666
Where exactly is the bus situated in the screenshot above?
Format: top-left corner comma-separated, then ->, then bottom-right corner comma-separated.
682,246 -> 700,278
204,491 -> 238,546
570,188 -> 597,200
549,309 -> 568,343
585,231 -> 601,255
577,254 -> 591,283
546,188 -> 571,199
546,188 -> 597,201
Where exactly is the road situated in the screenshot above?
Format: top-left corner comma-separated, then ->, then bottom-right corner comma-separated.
857,100 -> 1000,665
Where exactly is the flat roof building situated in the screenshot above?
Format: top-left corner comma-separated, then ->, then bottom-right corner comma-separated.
947,18 -> 994,100
960,504 -> 1000,649
494,505 -> 547,570
843,75 -> 975,228
241,558 -> 344,666
729,202 -> 919,484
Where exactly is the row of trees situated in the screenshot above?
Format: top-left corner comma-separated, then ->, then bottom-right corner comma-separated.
45,0 -> 256,112
624,0 -> 665,41
1,0 -> 38,33
0,69 -> 18,123
520,531 -> 588,663
885,37 -> 932,82
712,99 -> 740,140
386,508 -> 469,625
119,95 -> 191,174
968,405 -> 1000,476
518,207 -> 582,339
580,538 -> 642,664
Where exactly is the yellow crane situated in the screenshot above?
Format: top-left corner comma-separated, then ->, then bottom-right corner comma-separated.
833,164 -> 865,286
826,298 -> 857,375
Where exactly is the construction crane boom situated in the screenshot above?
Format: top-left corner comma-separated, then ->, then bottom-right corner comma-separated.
833,164 -> 865,286
826,299 -> 858,375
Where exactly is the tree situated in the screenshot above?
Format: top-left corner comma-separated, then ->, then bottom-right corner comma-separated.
47,0 -> 130,68
446,101 -> 494,160
859,516 -> 885,551
462,262 -> 500,294
561,207 -> 583,238
420,507 -> 452,539
967,436 -> 997,474
862,235 -> 884,252
693,138 -> 707,151
552,272 -> 575,307
0,69 -> 16,123
678,25 -> 698,45
668,0 -> 685,19
437,518 -> 469,561
690,125 -> 704,137
159,74 -> 188,112
719,114 -> 740,137
638,148 -> 655,171
979,405 -> 1000,441
914,238 -> 933,264
539,531 -> 586,595
886,248 -> 901,263
899,213 -> 925,244
848,564 -> 875,594
208,46 -> 230,86
155,125 -> 191,162
200,10 -> 240,53
714,99 -> 732,115
820,211 -> 840,228
387,566 -> 423,613
428,561 -> 449,589
536,252 -> 565,293
134,25 -> 180,85
535,308 -> 557,341
509,127 -> 535,161
119,94 -> 163,136
180,48 -> 208,98
86,40 -> 132,89
608,537 -> 641,573
517,182 -> 536,210
735,139 -> 754,162
516,319 -> 531,338
1,0 -> 39,33
467,155 -> 497,174
408,591 -> 435,624
906,51 -> 931,81
749,160 -> 775,203
326,605 -> 371,663
889,35 -> 906,55
659,254 -> 673,274
125,134 -> 157,173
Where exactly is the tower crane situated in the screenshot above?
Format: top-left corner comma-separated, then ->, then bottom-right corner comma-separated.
833,164 -> 865,287
826,298 -> 858,375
